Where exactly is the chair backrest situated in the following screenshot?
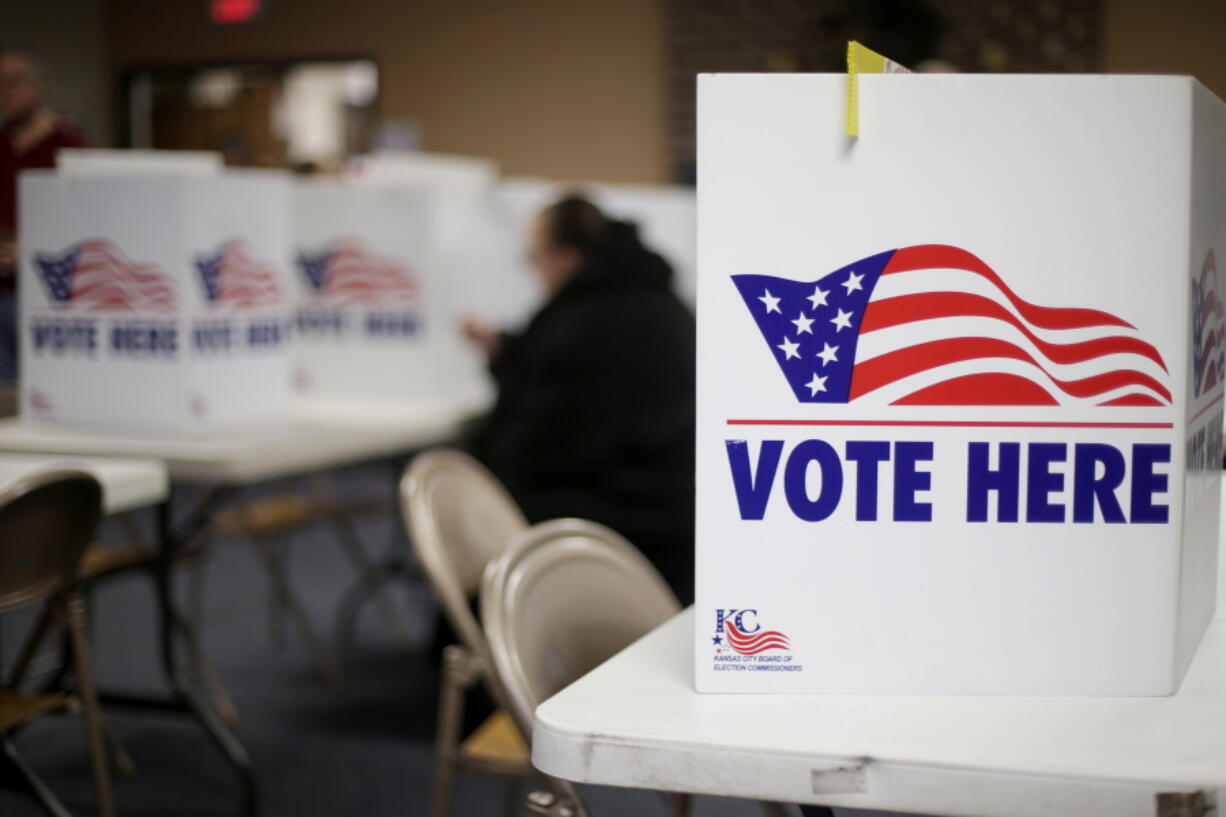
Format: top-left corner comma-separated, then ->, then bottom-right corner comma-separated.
401,448 -> 529,656
0,470 -> 102,613
481,518 -> 681,736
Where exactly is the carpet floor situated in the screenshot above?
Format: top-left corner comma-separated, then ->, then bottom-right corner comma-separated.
0,464 -> 903,817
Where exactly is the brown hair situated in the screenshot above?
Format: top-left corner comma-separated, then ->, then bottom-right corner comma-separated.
541,194 -> 608,254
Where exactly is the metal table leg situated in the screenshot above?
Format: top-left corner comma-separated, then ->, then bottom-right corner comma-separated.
335,457 -> 428,652
154,487 -> 259,816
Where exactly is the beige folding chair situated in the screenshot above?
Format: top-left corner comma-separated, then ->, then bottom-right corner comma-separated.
481,520 -> 793,817
480,518 -> 681,817
401,448 -> 533,817
0,470 -> 115,817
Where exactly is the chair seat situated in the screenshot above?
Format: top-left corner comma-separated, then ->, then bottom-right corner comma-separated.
214,492 -> 389,536
0,689 -> 68,732
460,709 -> 529,766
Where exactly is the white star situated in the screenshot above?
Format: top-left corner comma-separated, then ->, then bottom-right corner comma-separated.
830,308 -> 853,332
806,286 -> 829,310
816,342 -> 839,366
776,337 -> 800,360
805,372 -> 828,396
842,270 -> 864,294
790,312 -> 814,335
759,289 -> 781,314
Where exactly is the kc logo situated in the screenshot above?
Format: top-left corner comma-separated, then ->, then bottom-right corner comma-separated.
714,608 -> 759,635
712,609 -> 790,655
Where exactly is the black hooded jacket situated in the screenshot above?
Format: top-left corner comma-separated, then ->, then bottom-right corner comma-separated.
470,220 -> 695,602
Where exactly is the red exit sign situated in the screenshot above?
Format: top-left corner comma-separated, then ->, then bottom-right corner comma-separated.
211,0 -> 263,25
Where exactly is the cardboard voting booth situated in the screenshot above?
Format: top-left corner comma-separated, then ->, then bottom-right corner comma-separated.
346,152 -> 504,407
695,74 -> 1225,695
493,178 -> 698,315
56,149 -> 223,177
292,179 -> 448,405
19,164 -> 292,432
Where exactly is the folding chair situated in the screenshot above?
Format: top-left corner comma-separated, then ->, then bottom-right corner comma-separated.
482,518 -> 795,817
0,470 -> 114,817
401,448 -> 532,817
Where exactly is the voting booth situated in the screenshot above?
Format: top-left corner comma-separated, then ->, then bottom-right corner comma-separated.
492,178 -> 698,317
56,148 -> 223,177
346,152 -> 504,407
695,74 -> 1226,695
19,159 -> 292,432
292,180 -> 450,406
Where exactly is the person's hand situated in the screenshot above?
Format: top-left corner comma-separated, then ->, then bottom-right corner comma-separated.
0,242 -> 15,279
460,316 -> 501,359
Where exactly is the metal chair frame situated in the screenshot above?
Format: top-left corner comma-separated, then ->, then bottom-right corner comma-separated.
401,448 -> 534,817
0,470 -> 114,817
482,519 -> 795,817
211,472 -> 412,692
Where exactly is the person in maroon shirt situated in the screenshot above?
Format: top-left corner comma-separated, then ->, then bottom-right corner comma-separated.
0,46 -> 87,381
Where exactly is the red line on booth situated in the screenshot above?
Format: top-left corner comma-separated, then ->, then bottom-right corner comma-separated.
1188,394 -> 1224,424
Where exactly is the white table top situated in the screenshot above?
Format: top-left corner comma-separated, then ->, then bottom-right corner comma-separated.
0,400 -> 471,485
535,609 -> 1226,817
0,453 -> 168,515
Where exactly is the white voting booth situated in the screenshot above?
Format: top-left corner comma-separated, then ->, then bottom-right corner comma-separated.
56,148 -> 223,177
492,177 -> 697,323
340,158 -> 697,380
19,152 -> 292,432
344,152 -> 505,408
292,180 -> 448,406
696,74 -> 1226,695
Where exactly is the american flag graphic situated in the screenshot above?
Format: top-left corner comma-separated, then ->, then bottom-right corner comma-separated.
1192,248 -> 1223,399
723,621 -> 790,655
196,240 -> 282,309
297,240 -> 418,307
732,244 -> 1170,407
35,239 -> 176,312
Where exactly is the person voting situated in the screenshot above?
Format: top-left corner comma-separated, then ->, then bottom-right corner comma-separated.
462,195 -> 696,602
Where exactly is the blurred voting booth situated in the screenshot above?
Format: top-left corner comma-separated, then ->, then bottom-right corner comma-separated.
344,152 -> 504,408
20,151 -> 292,432
492,177 -> 697,322
292,180 -> 446,406
17,147 -> 700,432
56,148 -> 223,177
696,74 -> 1226,695
343,154 -> 698,404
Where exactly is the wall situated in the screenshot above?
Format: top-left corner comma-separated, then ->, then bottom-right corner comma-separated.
664,0 -> 1099,181
93,1 -> 1226,184
6,0 -> 107,144
104,0 -> 668,184
1103,0 -> 1226,101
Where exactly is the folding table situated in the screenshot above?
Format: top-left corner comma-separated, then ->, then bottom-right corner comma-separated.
534,484 -> 1226,817
0,401 -> 469,814
0,453 -> 167,514
535,609 -> 1225,817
